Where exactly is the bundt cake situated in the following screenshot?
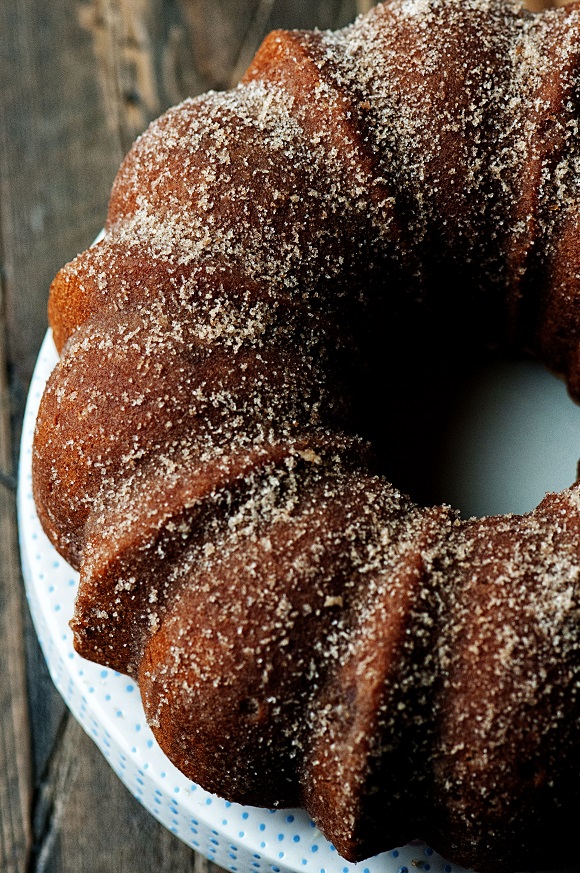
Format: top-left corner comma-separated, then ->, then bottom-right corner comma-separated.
32,0 -> 580,870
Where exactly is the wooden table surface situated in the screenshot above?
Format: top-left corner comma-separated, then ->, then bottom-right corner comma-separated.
0,2 -> 374,871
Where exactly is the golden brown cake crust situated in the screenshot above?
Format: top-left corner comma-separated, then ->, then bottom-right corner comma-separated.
33,1 -> 580,871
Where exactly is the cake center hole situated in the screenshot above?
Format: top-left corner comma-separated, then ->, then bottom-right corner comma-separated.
378,356 -> 580,518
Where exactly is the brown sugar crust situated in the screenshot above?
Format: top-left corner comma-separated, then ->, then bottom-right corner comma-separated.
32,1 -> 580,870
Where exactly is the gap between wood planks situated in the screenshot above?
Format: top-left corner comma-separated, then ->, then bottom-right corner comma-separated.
26,711 -> 72,873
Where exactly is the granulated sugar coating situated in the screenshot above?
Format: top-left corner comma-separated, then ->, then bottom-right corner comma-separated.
32,1 -> 579,870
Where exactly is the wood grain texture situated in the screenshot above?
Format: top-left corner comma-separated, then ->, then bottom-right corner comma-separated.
0,2 -> 370,871
75,0 -> 363,153
0,284 -> 31,873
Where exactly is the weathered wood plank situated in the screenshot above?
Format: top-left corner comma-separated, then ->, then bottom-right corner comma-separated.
75,0 -> 365,155
0,299 -> 32,873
